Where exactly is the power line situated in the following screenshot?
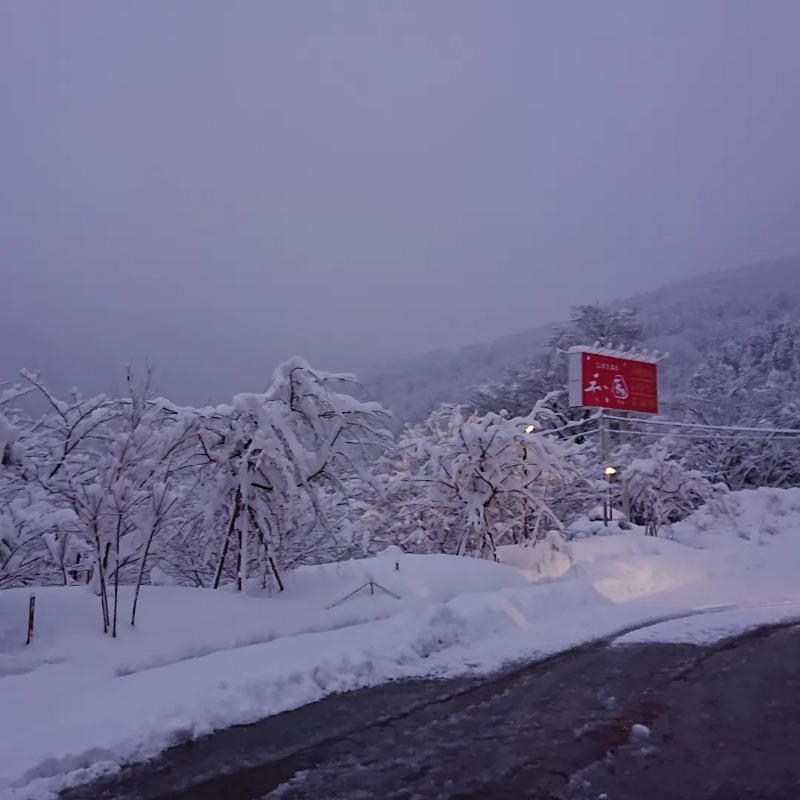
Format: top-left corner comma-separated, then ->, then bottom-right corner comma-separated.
603,415 -> 800,437
530,426 -> 600,443
618,428 -> 800,443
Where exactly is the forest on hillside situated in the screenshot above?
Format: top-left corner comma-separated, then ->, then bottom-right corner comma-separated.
365,256 -> 800,422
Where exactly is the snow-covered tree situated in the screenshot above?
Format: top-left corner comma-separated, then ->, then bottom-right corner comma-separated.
548,304 -> 644,353
676,321 -> 800,490
619,440 -> 724,535
0,381 -> 84,588
177,358 -> 392,592
0,359 -> 393,624
376,404 -> 579,560
13,369 -> 201,632
0,403 -> 76,588
470,304 -> 644,440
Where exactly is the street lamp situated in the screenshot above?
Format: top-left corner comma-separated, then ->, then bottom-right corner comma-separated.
603,466 -> 617,526
524,424 -> 537,434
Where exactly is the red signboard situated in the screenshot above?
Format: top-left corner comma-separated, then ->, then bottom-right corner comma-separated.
568,350 -> 658,414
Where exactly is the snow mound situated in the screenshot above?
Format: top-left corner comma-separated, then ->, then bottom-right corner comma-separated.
671,487 -> 800,548
567,517 -> 636,539
497,531 -> 574,581
588,505 -> 629,523
280,551 -> 530,605
571,533 -> 709,602
0,554 -> 532,685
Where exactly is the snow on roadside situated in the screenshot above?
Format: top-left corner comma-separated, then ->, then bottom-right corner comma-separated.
610,487 -> 800,646
0,552 -> 551,797
3,576 -> 695,800
613,600 -> 800,647
3,488 -> 800,798
0,549 -> 529,683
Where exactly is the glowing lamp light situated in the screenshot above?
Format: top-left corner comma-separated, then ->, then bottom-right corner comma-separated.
604,466 -> 617,477
524,424 -> 537,434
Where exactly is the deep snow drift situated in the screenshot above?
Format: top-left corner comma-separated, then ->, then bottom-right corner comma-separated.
2,488 -> 800,799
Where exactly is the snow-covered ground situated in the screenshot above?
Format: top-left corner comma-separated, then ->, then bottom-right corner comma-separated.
2,488 -> 800,799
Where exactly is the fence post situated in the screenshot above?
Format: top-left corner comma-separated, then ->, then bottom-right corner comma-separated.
25,594 -> 36,645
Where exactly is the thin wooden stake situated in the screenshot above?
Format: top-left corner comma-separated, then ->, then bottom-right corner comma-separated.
25,594 -> 35,645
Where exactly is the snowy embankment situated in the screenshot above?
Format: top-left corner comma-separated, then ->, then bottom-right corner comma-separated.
3,488 -> 800,798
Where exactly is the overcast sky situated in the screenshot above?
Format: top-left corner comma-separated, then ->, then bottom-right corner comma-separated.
2,1 -> 800,402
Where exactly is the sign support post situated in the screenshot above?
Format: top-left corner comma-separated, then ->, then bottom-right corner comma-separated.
601,412 -> 611,525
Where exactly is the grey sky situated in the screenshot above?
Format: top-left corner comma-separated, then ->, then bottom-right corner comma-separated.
2,1 -> 800,402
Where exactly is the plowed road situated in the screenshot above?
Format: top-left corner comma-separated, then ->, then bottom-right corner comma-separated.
63,617 -> 800,800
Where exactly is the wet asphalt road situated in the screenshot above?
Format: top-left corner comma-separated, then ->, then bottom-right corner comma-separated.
62,620 -> 800,800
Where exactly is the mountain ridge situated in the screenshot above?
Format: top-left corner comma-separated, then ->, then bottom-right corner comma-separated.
364,255 -> 800,421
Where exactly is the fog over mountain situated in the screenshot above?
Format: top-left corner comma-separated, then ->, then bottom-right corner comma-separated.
3,3 -> 800,405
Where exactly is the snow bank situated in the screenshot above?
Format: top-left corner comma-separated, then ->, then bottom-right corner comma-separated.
671,487 -> 800,548
4,490 -> 800,798
280,547 -> 529,604
1,600 -> 537,796
0,585 -> 389,683
497,532 -> 574,581
0,551 -> 528,682
614,601 -> 800,647
571,533 -> 709,602
0,556 -> 603,798
559,489 -> 800,607
609,489 -> 800,646
587,505 -> 629,523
